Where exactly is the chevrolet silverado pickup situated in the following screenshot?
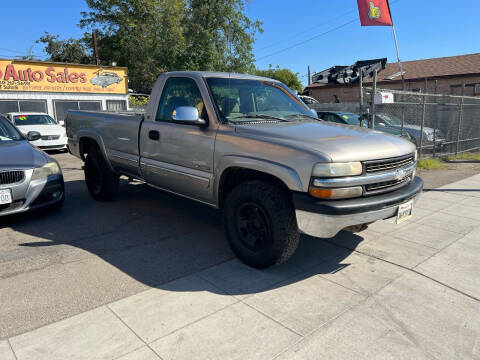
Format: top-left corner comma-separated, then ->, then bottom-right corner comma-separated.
66,71 -> 422,268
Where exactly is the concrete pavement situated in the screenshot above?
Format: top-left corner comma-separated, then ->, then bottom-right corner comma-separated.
1,154 -> 480,359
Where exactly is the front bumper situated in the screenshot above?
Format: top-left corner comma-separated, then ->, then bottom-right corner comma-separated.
293,176 -> 423,238
31,139 -> 68,151
0,172 -> 64,217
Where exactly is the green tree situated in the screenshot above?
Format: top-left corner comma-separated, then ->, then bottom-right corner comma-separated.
77,0 -> 262,93
183,0 -> 262,72
79,0 -> 186,93
36,32 -> 93,64
254,65 -> 303,91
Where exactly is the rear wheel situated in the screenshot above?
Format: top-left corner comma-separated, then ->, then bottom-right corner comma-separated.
223,181 -> 299,268
84,150 -> 119,201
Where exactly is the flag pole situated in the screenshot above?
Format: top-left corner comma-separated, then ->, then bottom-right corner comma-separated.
387,0 -> 405,90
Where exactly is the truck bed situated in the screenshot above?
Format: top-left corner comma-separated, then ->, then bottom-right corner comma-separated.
66,110 -> 144,176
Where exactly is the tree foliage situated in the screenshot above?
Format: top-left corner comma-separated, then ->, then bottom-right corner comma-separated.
62,0 -> 263,93
36,32 -> 92,64
254,65 -> 303,91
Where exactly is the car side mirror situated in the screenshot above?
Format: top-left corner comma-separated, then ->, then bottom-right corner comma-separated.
172,106 -> 206,126
378,122 -> 386,127
58,120 -> 65,126
27,131 -> 41,142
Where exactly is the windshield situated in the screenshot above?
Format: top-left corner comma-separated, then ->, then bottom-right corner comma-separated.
13,114 -> 57,126
206,77 -> 313,123
376,113 -> 401,126
338,113 -> 361,126
0,116 -> 23,141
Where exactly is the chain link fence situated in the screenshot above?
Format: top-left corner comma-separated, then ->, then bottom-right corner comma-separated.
310,88 -> 480,158
370,88 -> 480,158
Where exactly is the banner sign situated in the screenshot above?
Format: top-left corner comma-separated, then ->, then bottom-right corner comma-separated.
357,0 -> 393,26
0,60 -> 128,94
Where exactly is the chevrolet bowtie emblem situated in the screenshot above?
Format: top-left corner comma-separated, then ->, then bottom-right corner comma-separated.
394,168 -> 407,181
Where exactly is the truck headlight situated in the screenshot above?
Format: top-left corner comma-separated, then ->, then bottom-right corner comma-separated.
414,150 -> 418,162
31,162 -> 60,181
312,162 -> 363,177
309,186 -> 363,199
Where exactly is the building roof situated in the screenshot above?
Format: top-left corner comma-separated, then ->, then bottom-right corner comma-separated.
306,53 -> 480,88
0,58 -> 127,70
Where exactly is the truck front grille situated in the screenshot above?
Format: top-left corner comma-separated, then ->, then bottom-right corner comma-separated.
365,176 -> 412,195
364,154 -> 414,173
0,171 -> 25,185
41,135 -> 60,140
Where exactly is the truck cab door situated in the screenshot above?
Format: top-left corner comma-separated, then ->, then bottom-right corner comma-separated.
139,76 -> 217,203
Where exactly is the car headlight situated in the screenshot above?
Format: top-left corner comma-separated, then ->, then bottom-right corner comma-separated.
414,150 -> 418,162
31,162 -> 60,181
312,162 -> 363,177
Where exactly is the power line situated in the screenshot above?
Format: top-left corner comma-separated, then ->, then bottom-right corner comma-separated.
256,18 -> 358,61
255,8 -> 358,54
0,47 -> 33,56
255,0 -> 402,62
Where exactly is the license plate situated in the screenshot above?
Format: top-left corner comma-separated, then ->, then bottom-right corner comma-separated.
396,200 -> 413,224
0,189 -> 12,205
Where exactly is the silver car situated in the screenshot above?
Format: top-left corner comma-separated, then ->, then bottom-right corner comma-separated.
0,115 -> 64,216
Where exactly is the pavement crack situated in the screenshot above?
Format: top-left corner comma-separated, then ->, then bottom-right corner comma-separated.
320,236 -> 480,303
7,339 -> 18,360
106,305 -> 162,359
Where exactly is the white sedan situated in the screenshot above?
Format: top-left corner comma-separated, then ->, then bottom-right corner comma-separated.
6,112 -> 68,151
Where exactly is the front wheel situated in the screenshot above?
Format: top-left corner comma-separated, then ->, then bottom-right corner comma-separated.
84,150 -> 119,201
223,181 -> 299,269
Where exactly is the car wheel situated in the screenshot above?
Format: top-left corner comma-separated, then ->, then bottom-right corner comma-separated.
84,149 -> 119,201
223,180 -> 299,268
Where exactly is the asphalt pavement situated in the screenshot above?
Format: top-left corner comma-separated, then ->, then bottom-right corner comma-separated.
1,152 -> 480,359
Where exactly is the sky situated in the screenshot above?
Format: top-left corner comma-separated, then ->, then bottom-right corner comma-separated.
1,0 -> 479,86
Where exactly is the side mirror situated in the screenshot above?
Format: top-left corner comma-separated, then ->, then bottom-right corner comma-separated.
378,122 -> 386,127
58,120 -> 65,126
172,106 -> 206,126
27,131 -> 41,142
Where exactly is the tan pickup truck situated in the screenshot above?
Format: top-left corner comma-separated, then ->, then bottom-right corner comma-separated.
66,71 -> 422,268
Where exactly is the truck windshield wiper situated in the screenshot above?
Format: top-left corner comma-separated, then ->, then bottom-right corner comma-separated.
283,113 -> 319,121
229,114 -> 288,122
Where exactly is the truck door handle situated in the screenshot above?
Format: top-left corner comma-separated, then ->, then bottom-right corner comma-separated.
148,130 -> 160,141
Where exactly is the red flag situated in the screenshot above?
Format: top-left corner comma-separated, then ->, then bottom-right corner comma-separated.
357,0 -> 393,26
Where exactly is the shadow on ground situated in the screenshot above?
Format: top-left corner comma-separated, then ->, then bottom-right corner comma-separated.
2,178 -> 362,296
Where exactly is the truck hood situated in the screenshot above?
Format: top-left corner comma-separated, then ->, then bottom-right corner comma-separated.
235,121 -> 415,162
0,140 -> 49,169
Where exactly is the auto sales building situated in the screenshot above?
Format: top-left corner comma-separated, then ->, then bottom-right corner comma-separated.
0,59 -> 129,121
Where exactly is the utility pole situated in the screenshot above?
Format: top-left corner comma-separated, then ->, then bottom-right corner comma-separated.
93,31 -> 100,66
307,66 -> 311,85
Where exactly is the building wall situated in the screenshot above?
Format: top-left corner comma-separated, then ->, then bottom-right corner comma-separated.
0,91 -> 130,120
307,75 -> 480,103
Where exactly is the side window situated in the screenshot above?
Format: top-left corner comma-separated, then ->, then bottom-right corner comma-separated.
156,77 -> 206,122
323,114 -> 338,123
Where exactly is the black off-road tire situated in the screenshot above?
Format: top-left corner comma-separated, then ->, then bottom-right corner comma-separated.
223,180 -> 299,269
84,149 -> 119,201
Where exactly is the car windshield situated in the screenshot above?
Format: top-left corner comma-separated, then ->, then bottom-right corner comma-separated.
13,114 -> 57,126
206,77 -> 314,123
337,113 -> 361,126
376,114 -> 401,126
0,116 -> 23,141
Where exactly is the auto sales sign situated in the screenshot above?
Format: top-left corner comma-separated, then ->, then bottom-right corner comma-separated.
0,60 -> 128,94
